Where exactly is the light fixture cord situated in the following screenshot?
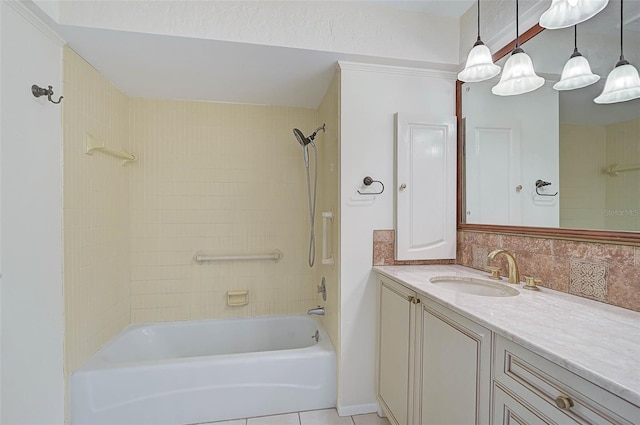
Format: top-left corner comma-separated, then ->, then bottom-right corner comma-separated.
620,0 -> 624,61
515,0 -> 520,49
477,0 -> 481,40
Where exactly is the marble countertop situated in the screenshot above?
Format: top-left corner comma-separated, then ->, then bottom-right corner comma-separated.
374,264 -> 640,407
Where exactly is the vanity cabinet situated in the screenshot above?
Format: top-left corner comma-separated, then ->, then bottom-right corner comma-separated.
415,297 -> 492,425
376,275 -> 417,425
376,275 -> 491,425
375,271 -> 640,425
493,335 -> 640,425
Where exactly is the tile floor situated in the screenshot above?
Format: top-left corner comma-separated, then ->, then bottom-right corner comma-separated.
203,408 -> 391,425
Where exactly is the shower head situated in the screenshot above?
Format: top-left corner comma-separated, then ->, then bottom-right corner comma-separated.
293,128 -> 311,147
293,124 -> 326,147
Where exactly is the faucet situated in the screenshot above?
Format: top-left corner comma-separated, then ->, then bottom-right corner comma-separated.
307,306 -> 325,316
487,249 -> 520,284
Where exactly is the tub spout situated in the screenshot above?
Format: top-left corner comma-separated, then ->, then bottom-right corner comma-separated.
307,306 -> 325,316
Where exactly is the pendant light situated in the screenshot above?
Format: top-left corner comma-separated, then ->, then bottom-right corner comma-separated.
594,0 -> 640,104
492,0 -> 544,96
540,0 -> 609,29
553,25 -> 600,91
458,0 -> 500,82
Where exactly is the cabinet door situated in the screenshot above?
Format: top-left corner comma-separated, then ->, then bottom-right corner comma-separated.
416,298 -> 491,425
395,113 -> 456,260
377,276 -> 416,425
493,384 -> 561,425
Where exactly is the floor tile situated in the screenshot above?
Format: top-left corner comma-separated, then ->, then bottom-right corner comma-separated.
299,408 -> 354,425
351,413 -> 391,425
247,413 -> 300,425
201,420 -> 246,425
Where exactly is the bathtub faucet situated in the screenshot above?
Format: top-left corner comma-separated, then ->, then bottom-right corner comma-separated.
307,306 -> 325,316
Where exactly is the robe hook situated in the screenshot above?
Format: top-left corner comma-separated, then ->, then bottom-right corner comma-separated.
32,84 -> 63,104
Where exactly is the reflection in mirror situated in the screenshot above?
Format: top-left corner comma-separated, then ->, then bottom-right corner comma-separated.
461,0 -> 640,233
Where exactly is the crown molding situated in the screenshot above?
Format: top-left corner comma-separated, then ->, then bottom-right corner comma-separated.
338,61 -> 457,80
4,0 -> 66,47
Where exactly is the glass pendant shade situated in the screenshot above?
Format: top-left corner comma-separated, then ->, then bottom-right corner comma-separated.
458,43 -> 501,82
492,51 -> 545,96
553,55 -> 600,90
539,0 -> 609,29
594,62 -> 640,104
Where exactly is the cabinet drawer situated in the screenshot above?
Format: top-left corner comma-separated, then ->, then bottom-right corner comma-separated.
494,335 -> 639,425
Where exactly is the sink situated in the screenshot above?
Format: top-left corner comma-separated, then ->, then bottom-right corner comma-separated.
429,276 -> 520,297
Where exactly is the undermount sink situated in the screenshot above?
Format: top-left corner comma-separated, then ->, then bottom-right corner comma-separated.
429,276 -> 520,297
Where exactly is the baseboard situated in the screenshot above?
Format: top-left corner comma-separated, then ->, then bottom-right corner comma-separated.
336,402 -> 378,417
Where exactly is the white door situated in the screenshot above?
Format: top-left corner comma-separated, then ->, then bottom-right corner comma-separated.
395,114 -> 456,260
462,81 -> 559,227
465,119 -> 522,225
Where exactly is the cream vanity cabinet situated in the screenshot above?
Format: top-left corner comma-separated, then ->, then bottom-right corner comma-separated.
492,335 -> 640,425
376,275 -> 491,425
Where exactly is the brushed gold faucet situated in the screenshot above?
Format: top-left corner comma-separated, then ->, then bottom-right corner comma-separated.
487,249 -> 520,284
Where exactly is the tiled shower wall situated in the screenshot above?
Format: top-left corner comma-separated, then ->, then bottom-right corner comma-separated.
457,230 -> 640,312
315,72 -> 341,353
128,99 -> 318,323
62,47 -> 131,375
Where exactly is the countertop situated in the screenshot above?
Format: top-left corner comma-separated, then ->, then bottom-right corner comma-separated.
373,264 -> 640,407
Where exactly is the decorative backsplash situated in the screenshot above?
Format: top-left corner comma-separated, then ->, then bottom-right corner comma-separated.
373,230 -> 455,266
373,229 -> 640,312
457,230 -> 640,312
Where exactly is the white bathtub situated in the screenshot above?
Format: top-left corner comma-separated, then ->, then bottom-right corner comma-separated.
70,314 -> 336,425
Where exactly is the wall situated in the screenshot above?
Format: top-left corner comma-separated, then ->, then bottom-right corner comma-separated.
316,72 -> 341,356
0,1 -> 65,423
62,47 -> 131,376
605,118 -> 640,231
559,124 -> 607,229
457,230 -> 640,312
338,62 -> 456,415
128,99 -> 318,322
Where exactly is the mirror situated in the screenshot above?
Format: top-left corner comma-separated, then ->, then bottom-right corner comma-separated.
459,0 -> 640,242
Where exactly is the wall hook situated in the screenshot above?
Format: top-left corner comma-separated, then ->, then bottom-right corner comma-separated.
32,84 -> 63,104
535,179 -> 558,197
357,176 -> 385,195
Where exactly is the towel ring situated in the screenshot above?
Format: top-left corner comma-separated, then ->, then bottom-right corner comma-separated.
357,176 -> 384,195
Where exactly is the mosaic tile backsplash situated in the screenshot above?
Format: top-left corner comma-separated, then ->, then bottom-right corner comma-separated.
373,229 -> 640,312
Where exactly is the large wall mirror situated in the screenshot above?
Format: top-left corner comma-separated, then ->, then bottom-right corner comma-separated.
457,0 -> 640,244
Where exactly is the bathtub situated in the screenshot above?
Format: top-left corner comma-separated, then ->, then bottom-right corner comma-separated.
70,314 -> 336,425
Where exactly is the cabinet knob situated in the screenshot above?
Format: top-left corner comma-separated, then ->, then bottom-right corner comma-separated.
555,395 -> 574,410
399,183 -> 407,190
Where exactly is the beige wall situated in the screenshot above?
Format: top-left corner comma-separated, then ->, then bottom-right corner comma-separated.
62,47 -> 131,376
315,71 -> 341,354
559,119 -> 640,231
559,123 -> 607,229
605,118 -> 640,231
128,99 -> 319,322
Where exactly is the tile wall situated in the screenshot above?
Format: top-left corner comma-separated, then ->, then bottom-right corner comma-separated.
128,99 -> 319,322
315,72 -> 341,352
457,230 -> 640,312
62,47 -> 131,375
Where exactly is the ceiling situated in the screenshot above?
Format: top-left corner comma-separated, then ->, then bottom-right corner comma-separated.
33,0 -> 475,109
34,1 -> 639,110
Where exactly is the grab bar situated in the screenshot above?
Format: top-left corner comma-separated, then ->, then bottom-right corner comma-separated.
605,164 -> 640,176
193,249 -> 283,263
